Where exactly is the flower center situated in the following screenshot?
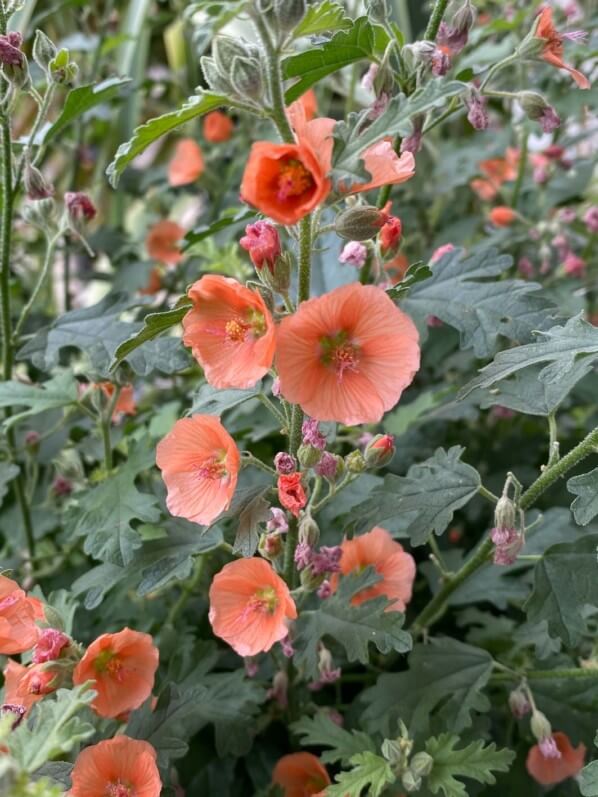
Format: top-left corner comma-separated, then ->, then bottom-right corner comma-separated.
320,332 -> 360,381
225,319 -> 249,343
249,586 -> 279,615
105,782 -> 134,797
94,649 -> 124,680
277,158 -> 314,201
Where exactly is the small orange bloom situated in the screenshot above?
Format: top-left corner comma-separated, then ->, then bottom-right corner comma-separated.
146,220 -> 185,265
2,660 -> 55,713
156,415 -> 240,526
209,558 -> 297,656
98,382 -> 137,421
0,575 -> 44,655
332,527 -> 416,611
70,736 -> 162,797
470,148 -> 520,200
535,7 -> 590,90
278,472 -> 307,517
272,752 -> 331,797
489,206 -> 517,226
168,137 -> 205,186
276,284 -> 420,426
296,88 -> 318,121
72,628 -> 158,719
182,275 -> 276,389
526,731 -> 586,786
203,110 -> 234,143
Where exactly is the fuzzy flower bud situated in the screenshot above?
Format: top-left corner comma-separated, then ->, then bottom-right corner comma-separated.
531,709 -> 555,745
258,531 -> 283,560
274,0 -> 306,33
465,90 -> 489,130
24,161 -> 54,201
274,452 -> 297,475
495,494 -> 517,530
400,116 -> 424,155
230,56 -> 263,100
32,628 -> 70,664
314,451 -> 340,481
436,0 -> 475,56
0,31 -> 25,67
345,450 -> 366,473
335,205 -> 387,241
267,507 -> 288,533
379,215 -> 402,256
297,443 -> 323,468
401,769 -> 422,793
240,221 -> 281,272
366,0 -> 389,23
410,752 -> 434,778
298,513 -> 320,548
563,253 -> 586,277
509,687 -> 532,719
339,240 -> 368,268
64,191 -> 97,228
517,91 -> 561,133
364,434 -> 395,468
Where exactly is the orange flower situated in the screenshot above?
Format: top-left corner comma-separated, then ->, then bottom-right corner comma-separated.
276,283 -> 420,426
2,660 -> 55,713
331,527 -> 416,611
182,275 -> 276,389
241,104 -> 415,225
296,88 -> 318,121
272,752 -> 331,797
489,206 -> 517,226
526,731 -> 586,786
146,220 -> 185,265
278,472 -> 307,517
0,574 -> 44,655
156,415 -> 240,525
70,736 -> 162,797
98,382 -> 137,420
203,110 -> 234,143
209,558 -> 297,656
72,628 -> 158,719
535,7 -> 590,89
470,148 -> 520,200
168,137 -> 205,186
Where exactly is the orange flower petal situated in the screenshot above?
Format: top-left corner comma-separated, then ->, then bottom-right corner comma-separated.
168,138 -> 204,186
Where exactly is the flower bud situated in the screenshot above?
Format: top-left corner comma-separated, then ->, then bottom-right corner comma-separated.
401,769 -> 422,793
494,494 -> 516,530
451,0 -> 477,38
230,56 -> 263,100
339,241 -> 368,268
366,0 -> 389,23
200,56 -> 234,94
24,161 -> 54,200
345,450 -> 366,473
489,206 -> 516,227
315,452 -> 342,481
33,29 -> 57,73
379,215 -> 402,256
258,531 -> 283,561
381,738 -> 404,766
274,452 -> 297,474
335,205 -> 387,241
274,0 -> 306,33
64,191 -> 97,232
240,221 -> 281,271
21,198 -> 56,231
297,443 -> 322,468
409,752 -> 434,778
213,36 -> 259,75
24,430 -> 41,453
509,687 -> 532,719
49,48 -> 78,85
517,91 -> 561,133
300,565 -> 325,592
364,434 -> 395,468
531,709 -> 552,742
465,90 -> 488,131
298,513 -> 320,547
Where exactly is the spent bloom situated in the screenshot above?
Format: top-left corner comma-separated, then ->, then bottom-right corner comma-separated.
491,526 -> 524,565
203,110 -> 234,143
267,507 -> 289,534
274,452 -> 297,475
339,240 -> 368,268
32,628 -> 70,664
465,91 -> 489,130
70,736 -> 162,797
272,752 -> 331,797
278,472 -> 307,517
168,138 -> 205,186
314,451 -> 339,480
156,415 -> 240,526
182,275 -> 276,389
64,191 -> 97,223
239,221 -> 281,271
583,206 -> 598,232
276,283 -> 420,426
0,32 -> 24,66
332,526 -> 416,611
209,558 -> 297,656
532,7 -> 590,89
526,731 -> 586,786
73,628 -> 159,719
0,575 -> 44,655
146,220 -> 185,265
302,418 -> 327,450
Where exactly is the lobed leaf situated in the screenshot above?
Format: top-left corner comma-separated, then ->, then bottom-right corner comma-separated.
327,751 -> 395,797
291,713 -> 376,765
0,372 -> 78,429
425,733 -> 515,797
110,303 -> 191,372
567,468 -> 598,526
292,0 -> 352,38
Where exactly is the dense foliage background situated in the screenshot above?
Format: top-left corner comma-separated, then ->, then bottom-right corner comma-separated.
0,0 -> 597,795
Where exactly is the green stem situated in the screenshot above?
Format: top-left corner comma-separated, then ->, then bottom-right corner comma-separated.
288,216 -> 312,457
166,556 -> 205,626
14,84 -> 56,188
312,473 -> 358,514
478,484 -> 499,503
13,232 -> 60,341
100,386 -> 121,471
511,129 -> 528,209
242,451 -> 276,476
252,13 -> 294,144
284,516 -> 299,588
479,52 -> 519,93
411,426 -> 598,634
424,0 -> 450,40
258,393 -> 287,429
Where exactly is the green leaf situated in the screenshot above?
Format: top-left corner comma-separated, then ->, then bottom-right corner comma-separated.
110,304 -> 190,371
343,447 -> 481,545
18,292 -> 189,377
0,461 -> 20,503
291,712 -> 377,765
425,733 -> 515,797
190,382 -> 262,415
292,0 -> 352,38
293,569 -> 411,679
327,752 -> 395,797
66,438 -> 160,566
107,91 -> 228,187
184,208 -> 257,250
282,18 -> 378,104
0,372 -> 78,429
8,685 -> 96,774
567,468 -> 598,526
331,80 -> 466,186
42,77 -> 131,144
580,761 -> 598,796
361,638 -> 493,738
459,314 -> 598,399
403,246 -> 557,359
525,534 -> 598,647
233,488 -> 270,557
386,262 -> 432,300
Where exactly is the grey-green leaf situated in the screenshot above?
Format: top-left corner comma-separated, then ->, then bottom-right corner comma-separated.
567,468 -> 598,526
110,304 -> 190,371
0,372 -> 78,429
580,761 -> 598,796
425,733 -> 515,797
291,713 -> 377,765
233,489 -> 271,557
292,0 -> 352,38
327,752 -> 395,797
0,461 -> 20,503
190,382 -> 262,415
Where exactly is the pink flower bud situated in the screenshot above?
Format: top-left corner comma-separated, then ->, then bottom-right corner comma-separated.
32,628 -> 70,663
339,241 -> 368,268
314,451 -> 339,480
364,434 -> 395,468
379,216 -> 402,255
430,243 -> 455,264
52,475 -> 73,496
302,418 -> 326,450
563,253 -> 586,278
583,206 -> 598,233
0,32 -> 24,66
64,192 -> 97,224
274,452 -> 297,474
239,221 -> 281,271
509,688 -> 532,719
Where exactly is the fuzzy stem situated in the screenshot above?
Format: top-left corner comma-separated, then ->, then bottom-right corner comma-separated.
288,216 -> 312,457
511,128 -> 528,209
13,232 -> 61,341
424,0 -> 450,40
252,13 -> 294,144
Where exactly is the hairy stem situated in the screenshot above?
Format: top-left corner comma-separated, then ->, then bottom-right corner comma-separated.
424,0 -> 450,40
288,216 -> 312,457
13,232 -> 60,341
252,13 -> 294,144
511,128 -> 528,209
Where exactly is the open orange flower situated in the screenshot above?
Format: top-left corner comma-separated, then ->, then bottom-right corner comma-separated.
526,731 -> 586,786
98,382 -> 137,420
72,628 -> 158,719
296,88 -> 318,121
276,283 -> 420,425
168,137 -> 205,186
331,526 -> 416,611
241,103 -> 414,225
146,220 -> 185,265
156,415 -> 240,526
209,558 -> 297,656
203,110 -> 234,143
0,575 -> 44,655
272,752 -> 331,797
534,7 -> 590,89
470,147 -> 519,200
182,275 -> 276,389
2,659 -> 56,713
70,736 -> 162,797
